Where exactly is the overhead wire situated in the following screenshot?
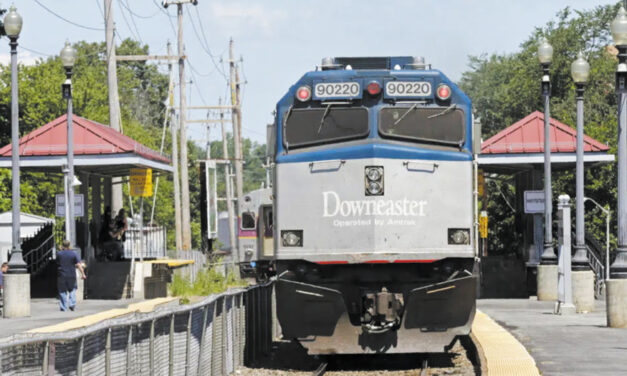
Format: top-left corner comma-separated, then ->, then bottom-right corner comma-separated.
119,0 -> 160,19
34,0 -> 104,31
186,6 -> 228,81
118,0 -> 142,43
151,0 -> 177,37
121,0 -> 144,43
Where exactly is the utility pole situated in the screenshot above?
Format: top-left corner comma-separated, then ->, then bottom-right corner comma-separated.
219,98 -> 237,255
104,0 -> 123,214
163,0 -> 195,252
164,42 -> 183,251
229,38 -> 244,200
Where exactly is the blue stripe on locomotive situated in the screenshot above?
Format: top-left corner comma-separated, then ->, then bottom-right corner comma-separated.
275,65 -> 473,164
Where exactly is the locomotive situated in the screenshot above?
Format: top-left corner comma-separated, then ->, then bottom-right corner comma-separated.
260,56 -> 480,354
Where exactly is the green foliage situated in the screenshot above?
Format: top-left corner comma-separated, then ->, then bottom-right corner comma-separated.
461,3 -> 621,253
169,263 -> 247,303
0,37 -> 268,251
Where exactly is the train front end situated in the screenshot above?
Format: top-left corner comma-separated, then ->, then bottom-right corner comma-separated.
271,57 -> 478,354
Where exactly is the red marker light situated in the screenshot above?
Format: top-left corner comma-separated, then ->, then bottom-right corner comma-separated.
295,86 -> 311,102
436,84 -> 452,100
367,81 -> 381,96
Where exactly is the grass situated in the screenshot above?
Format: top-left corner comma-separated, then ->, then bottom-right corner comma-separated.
169,263 -> 248,303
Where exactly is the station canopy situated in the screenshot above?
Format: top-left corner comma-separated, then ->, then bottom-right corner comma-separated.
478,111 -> 614,173
0,114 -> 172,177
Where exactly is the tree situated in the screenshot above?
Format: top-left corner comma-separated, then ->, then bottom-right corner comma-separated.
460,3 -> 621,253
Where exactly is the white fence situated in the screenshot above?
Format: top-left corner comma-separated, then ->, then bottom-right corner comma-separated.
123,226 -> 167,260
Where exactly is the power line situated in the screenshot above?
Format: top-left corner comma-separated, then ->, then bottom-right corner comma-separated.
20,45 -> 52,57
151,0 -> 177,37
188,67 -> 208,106
122,0 -> 144,43
187,57 -> 217,78
186,6 -> 228,81
118,0 -> 142,43
34,0 -> 104,31
119,0 -> 160,19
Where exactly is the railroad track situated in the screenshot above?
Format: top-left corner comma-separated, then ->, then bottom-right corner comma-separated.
311,362 -> 327,376
237,334 -> 480,375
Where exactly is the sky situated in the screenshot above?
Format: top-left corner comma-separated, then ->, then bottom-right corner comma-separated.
2,0 -> 616,144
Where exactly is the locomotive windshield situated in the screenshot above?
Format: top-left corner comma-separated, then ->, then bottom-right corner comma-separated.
284,107 -> 369,149
379,106 -> 465,146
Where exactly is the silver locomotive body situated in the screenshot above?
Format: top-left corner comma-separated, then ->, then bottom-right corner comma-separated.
272,56 -> 478,354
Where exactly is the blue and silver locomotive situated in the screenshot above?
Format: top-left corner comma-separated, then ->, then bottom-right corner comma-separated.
268,56 -> 479,354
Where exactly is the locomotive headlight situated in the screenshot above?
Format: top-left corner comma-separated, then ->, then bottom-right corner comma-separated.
366,167 -> 382,181
281,230 -> 303,247
448,229 -> 470,245
365,166 -> 384,196
367,181 -> 382,195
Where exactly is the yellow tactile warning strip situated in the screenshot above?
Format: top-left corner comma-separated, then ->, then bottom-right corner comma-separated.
146,259 -> 195,268
472,310 -> 540,376
28,297 -> 178,334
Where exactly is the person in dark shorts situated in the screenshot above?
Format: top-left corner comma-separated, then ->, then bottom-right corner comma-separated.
57,240 -> 86,311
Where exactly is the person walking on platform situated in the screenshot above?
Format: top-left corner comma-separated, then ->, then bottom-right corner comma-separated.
57,240 -> 86,311
0,262 -> 8,290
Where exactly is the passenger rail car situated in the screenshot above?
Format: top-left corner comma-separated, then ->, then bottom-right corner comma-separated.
269,56 -> 480,354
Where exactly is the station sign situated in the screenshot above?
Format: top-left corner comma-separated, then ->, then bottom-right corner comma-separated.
55,194 -> 84,217
477,171 -> 485,197
479,211 -> 488,239
524,190 -> 545,214
130,168 -> 153,197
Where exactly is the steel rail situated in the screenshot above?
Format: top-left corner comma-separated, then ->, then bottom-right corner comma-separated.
311,362 -> 328,376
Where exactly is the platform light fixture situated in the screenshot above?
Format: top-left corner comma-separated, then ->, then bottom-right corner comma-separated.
611,6 -> 627,279
60,41 -> 78,247
537,36 -> 557,265
571,52 -> 591,271
4,5 -> 28,274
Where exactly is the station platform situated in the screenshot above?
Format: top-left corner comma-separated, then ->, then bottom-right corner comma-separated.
478,298 -> 625,376
0,297 -> 177,341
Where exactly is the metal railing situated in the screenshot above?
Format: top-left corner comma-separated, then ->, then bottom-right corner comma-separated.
0,283 -> 273,376
23,233 -> 56,275
123,226 -> 167,260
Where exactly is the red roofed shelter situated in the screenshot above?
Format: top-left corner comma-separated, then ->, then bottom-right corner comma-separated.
0,114 -> 172,265
475,111 -> 613,298
479,111 -> 612,171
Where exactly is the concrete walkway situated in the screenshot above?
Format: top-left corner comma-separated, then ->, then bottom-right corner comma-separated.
0,298 -> 141,339
478,299 -> 627,376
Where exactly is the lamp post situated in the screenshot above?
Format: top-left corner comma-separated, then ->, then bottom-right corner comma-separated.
611,7 -> 627,279
571,52 -> 591,271
608,5 -> 627,328
2,5 -> 30,319
538,37 -> 557,264
60,41 -> 77,247
4,6 -> 26,274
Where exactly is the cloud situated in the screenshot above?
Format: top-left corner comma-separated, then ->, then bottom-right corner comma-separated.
0,52 -> 42,66
207,3 -> 288,37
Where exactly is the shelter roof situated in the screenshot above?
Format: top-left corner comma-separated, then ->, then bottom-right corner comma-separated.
0,211 -> 54,245
0,114 -> 172,176
481,111 -> 609,154
478,111 -> 613,173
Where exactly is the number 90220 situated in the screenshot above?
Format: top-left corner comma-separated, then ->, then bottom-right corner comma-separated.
314,82 -> 360,98
386,81 -> 432,97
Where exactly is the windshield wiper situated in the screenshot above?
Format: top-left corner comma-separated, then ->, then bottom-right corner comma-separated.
393,103 -> 419,126
317,103 -> 333,134
283,105 -> 293,153
427,104 -> 457,119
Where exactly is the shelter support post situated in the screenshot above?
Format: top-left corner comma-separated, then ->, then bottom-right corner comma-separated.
91,176 -> 102,263
80,173 -> 90,261
104,177 -> 112,212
